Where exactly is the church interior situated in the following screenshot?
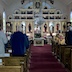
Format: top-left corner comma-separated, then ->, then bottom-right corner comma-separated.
0,0 -> 72,72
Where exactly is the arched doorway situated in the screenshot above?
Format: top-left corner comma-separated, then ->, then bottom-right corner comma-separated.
49,22 -> 54,33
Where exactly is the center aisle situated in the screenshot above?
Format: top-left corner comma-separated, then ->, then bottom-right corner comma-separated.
28,44 -> 68,72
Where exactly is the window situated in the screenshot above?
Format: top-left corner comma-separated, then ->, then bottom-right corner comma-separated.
70,11 -> 72,22
3,11 -> 6,33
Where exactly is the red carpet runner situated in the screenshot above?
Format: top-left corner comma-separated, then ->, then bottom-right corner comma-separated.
29,44 -> 69,72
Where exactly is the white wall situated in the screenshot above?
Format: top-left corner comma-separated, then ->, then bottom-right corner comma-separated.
0,0 -> 6,25
0,0 -> 6,15
5,0 -> 68,18
67,2 -> 72,21
5,0 -> 29,18
46,0 -> 67,16
0,1 -> 4,16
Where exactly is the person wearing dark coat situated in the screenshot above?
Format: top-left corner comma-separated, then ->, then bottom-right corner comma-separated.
65,26 -> 72,45
10,31 -> 26,56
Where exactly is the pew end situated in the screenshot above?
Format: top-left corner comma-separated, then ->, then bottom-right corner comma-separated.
58,45 -> 72,72
1,56 -> 27,72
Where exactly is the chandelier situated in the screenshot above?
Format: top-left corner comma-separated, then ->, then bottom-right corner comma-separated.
36,10 -> 45,26
34,12 -> 45,26
21,0 -> 54,25
34,0 -> 54,26
34,1 -> 44,26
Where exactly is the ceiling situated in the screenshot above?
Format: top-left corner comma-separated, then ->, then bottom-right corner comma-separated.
60,0 -> 72,5
2,0 -> 72,6
2,0 -> 19,6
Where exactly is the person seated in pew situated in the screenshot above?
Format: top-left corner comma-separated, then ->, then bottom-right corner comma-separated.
10,28 -> 30,56
65,25 -> 72,45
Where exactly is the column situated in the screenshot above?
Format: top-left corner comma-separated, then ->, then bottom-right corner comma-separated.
3,11 -> 6,33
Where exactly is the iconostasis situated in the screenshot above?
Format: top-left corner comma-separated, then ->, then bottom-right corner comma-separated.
8,21 -> 34,39
41,21 -> 67,37
42,21 -> 55,37
6,20 -> 67,39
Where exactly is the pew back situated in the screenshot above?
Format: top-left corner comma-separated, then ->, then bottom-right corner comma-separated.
0,66 -> 21,72
2,57 -> 26,66
59,45 -> 72,71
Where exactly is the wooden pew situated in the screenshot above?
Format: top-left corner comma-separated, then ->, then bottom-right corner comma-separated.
52,40 -> 55,53
58,45 -> 66,61
58,45 -> 72,71
4,43 -> 31,72
2,57 -> 25,66
64,48 -> 72,72
1,56 -> 27,72
52,42 -> 72,72
52,40 -> 56,54
55,43 -> 59,57
0,57 -> 24,72
7,48 -> 30,67
52,41 -> 59,56
59,45 -> 71,64
0,66 -> 22,72
26,43 -> 32,69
